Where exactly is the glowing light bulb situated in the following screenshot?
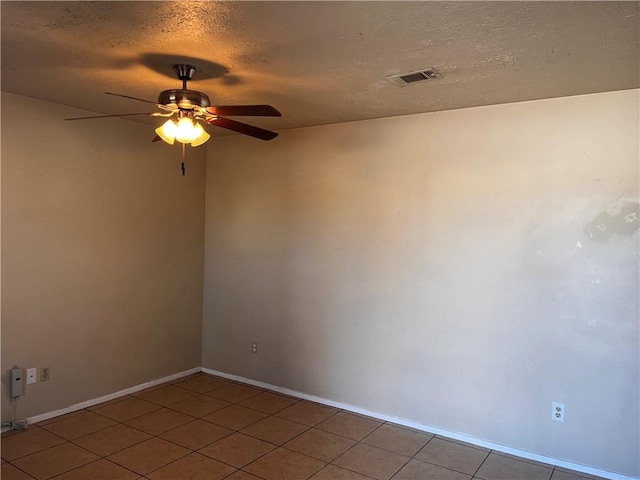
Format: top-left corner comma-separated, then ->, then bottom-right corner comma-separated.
155,119 -> 178,145
154,118 -> 211,146
174,117 -> 199,143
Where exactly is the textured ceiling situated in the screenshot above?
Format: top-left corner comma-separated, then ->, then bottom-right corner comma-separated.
1,1 -> 638,135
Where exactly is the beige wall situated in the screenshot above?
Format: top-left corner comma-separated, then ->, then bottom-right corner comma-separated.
202,90 -> 639,476
1,92 -> 206,421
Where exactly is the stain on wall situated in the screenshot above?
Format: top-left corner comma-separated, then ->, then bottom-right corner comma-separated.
585,202 -> 640,242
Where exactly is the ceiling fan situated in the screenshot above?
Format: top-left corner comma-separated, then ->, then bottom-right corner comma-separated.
65,64 -> 281,146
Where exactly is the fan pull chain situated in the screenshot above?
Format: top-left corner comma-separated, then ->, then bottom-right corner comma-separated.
181,143 -> 186,176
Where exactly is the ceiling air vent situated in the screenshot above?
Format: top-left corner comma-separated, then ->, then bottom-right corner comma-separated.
386,68 -> 442,87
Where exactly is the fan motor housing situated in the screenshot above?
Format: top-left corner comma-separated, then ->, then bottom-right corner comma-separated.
158,89 -> 210,109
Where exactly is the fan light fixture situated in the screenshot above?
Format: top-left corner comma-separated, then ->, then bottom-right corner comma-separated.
155,117 -> 211,147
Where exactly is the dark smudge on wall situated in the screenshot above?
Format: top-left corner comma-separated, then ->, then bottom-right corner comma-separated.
585,202 -> 640,242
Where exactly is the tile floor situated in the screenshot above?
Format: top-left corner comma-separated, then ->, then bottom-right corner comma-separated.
1,373 -> 606,480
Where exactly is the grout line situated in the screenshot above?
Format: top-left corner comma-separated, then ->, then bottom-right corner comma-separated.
5,460 -> 39,479
472,449 -> 493,479
326,451 -> 379,480
2,428 -> 69,462
102,457 -> 147,479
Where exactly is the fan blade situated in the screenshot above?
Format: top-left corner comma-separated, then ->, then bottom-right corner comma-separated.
105,92 -> 158,105
206,105 -> 281,117
65,112 -> 155,121
152,135 -> 162,143
206,117 -> 278,141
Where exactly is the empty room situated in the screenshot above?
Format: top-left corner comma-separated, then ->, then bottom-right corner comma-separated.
1,2 -> 638,480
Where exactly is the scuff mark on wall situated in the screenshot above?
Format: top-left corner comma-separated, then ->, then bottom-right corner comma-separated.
585,201 -> 640,242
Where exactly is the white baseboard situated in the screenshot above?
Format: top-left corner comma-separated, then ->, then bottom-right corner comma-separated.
6,365 -> 636,480
202,367 -> 637,480
22,367 -> 201,426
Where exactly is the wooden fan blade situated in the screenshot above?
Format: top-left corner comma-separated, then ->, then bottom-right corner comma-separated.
206,117 -> 278,141
152,135 -> 162,142
206,105 -> 281,117
105,92 -> 158,105
65,112 -> 155,121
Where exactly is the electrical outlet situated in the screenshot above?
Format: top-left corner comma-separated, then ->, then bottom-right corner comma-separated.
40,366 -> 50,382
552,402 -> 565,422
252,342 -> 258,354
27,368 -> 37,385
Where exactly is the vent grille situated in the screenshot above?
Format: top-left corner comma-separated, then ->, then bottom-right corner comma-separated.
386,68 -> 442,87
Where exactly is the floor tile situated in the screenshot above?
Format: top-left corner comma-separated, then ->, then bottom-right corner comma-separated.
362,424 -> 431,457
551,472 -> 595,480
392,458 -> 470,480
475,452 -> 553,480
36,410 -> 88,427
317,412 -> 383,441
160,419 -> 233,450
72,424 -> 151,457
91,398 -> 160,422
239,392 -> 299,414
224,471 -> 265,480
40,412 -> 116,441
175,375 -> 231,393
552,467 -> 607,480
133,385 -> 197,407
124,408 -> 193,435
52,459 -> 139,480
12,443 -> 99,480
1,462 -> 36,480
244,447 -> 325,480
333,443 -> 409,480
241,416 -> 309,445
285,428 -> 356,463
107,438 -> 190,476
275,401 -> 339,426
198,432 -> 276,468
203,405 -> 267,430
147,452 -> 236,480
308,464 -> 373,479
1,428 -> 66,461
206,383 -> 263,403
415,437 -> 488,475
168,395 -> 230,418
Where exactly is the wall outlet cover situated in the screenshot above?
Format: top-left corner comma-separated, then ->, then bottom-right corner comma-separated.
27,368 -> 37,385
552,401 -> 565,422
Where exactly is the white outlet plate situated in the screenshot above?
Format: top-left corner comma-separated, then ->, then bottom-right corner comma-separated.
552,402 -> 565,422
27,368 -> 37,385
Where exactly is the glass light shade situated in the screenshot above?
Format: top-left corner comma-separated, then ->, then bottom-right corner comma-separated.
155,120 -> 177,145
190,122 -> 211,147
154,118 -> 211,147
